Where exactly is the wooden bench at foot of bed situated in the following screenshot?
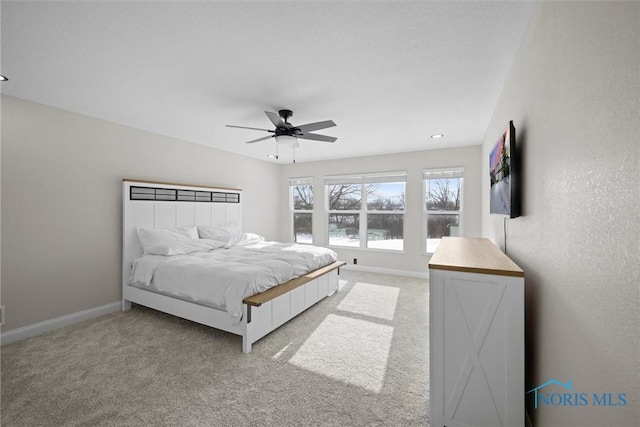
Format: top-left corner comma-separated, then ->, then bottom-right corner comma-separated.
240,260 -> 346,353
243,261 -> 346,307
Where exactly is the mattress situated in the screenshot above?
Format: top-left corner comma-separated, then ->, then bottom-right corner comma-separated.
129,241 -> 338,319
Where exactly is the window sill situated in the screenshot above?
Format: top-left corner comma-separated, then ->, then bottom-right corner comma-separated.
327,245 -> 406,255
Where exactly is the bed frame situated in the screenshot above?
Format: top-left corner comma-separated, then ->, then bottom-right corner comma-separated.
122,179 -> 345,353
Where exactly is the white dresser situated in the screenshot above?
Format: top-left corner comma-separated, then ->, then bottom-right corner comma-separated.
428,237 -> 524,427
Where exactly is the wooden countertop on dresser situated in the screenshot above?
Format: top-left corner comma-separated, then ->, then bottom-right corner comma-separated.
428,237 -> 524,277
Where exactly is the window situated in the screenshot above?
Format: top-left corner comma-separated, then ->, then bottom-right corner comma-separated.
423,168 -> 464,253
327,183 -> 361,247
290,177 -> 314,244
326,172 -> 406,251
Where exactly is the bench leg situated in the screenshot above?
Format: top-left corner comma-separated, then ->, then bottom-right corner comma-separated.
242,335 -> 252,354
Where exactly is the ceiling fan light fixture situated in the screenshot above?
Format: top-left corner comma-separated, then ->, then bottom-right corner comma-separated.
275,134 -> 297,144
0,75 -> 8,81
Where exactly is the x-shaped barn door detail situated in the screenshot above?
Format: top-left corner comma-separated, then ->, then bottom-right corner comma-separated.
444,281 -> 506,425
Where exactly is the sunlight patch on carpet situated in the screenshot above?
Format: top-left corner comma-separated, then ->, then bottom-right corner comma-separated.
272,342 -> 294,360
289,314 -> 393,393
337,282 -> 399,321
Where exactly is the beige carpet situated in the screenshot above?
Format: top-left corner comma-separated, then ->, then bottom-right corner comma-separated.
1,270 -> 429,426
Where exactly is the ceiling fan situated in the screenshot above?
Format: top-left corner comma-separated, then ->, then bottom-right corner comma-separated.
226,109 -> 337,146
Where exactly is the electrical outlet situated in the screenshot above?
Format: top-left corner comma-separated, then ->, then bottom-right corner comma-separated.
353,258 -> 358,265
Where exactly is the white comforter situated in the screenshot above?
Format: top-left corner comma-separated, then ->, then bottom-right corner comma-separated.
130,241 -> 338,319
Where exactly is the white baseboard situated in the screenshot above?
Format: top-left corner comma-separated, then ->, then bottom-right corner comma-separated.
342,264 -> 428,279
0,301 -> 121,345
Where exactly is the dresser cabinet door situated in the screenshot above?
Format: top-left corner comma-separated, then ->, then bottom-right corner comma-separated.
430,269 -> 524,427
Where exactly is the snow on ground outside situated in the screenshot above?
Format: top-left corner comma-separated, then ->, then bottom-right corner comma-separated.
297,235 -> 444,253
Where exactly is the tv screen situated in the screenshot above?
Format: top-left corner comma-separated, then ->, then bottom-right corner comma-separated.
489,121 -> 520,218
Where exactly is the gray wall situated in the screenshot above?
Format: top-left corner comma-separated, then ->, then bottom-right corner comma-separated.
1,95 -> 281,332
481,2 -> 639,425
279,146 -> 482,275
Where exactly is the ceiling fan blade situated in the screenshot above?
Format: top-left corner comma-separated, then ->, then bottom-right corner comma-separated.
226,125 -> 274,132
265,111 -> 285,128
245,135 -> 274,144
298,133 -> 337,143
296,120 -> 336,133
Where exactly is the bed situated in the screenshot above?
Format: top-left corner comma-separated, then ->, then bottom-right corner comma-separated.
122,179 -> 345,353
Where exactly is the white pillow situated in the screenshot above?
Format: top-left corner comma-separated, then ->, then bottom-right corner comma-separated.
197,223 -> 242,246
145,238 -> 226,256
137,225 -> 199,254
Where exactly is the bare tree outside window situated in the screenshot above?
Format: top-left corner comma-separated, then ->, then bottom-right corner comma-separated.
293,186 -> 314,210
328,181 -> 405,250
328,184 -> 361,210
424,175 -> 463,253
291,183 -> 313,244
426,179 -> 460,211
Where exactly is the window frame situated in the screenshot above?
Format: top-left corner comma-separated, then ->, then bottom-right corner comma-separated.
289,177 -> 314,245
423,168 -> 465,255
325,172 -> 407,252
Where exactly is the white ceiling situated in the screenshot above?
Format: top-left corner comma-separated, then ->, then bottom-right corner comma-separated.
1,1 -> 536,164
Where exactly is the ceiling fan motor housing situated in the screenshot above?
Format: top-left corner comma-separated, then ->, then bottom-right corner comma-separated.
278,109 -> 293,123
276,109 -> 299,137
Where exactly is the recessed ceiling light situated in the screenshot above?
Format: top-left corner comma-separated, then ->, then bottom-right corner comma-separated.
0,75 -> 8,82
267,155 -> 279,159
430,134 -> 444,139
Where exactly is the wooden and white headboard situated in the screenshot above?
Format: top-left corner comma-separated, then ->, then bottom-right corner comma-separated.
122,179 -> 242,288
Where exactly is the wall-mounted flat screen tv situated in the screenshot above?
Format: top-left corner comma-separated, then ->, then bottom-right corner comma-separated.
489,120 -> 520,218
